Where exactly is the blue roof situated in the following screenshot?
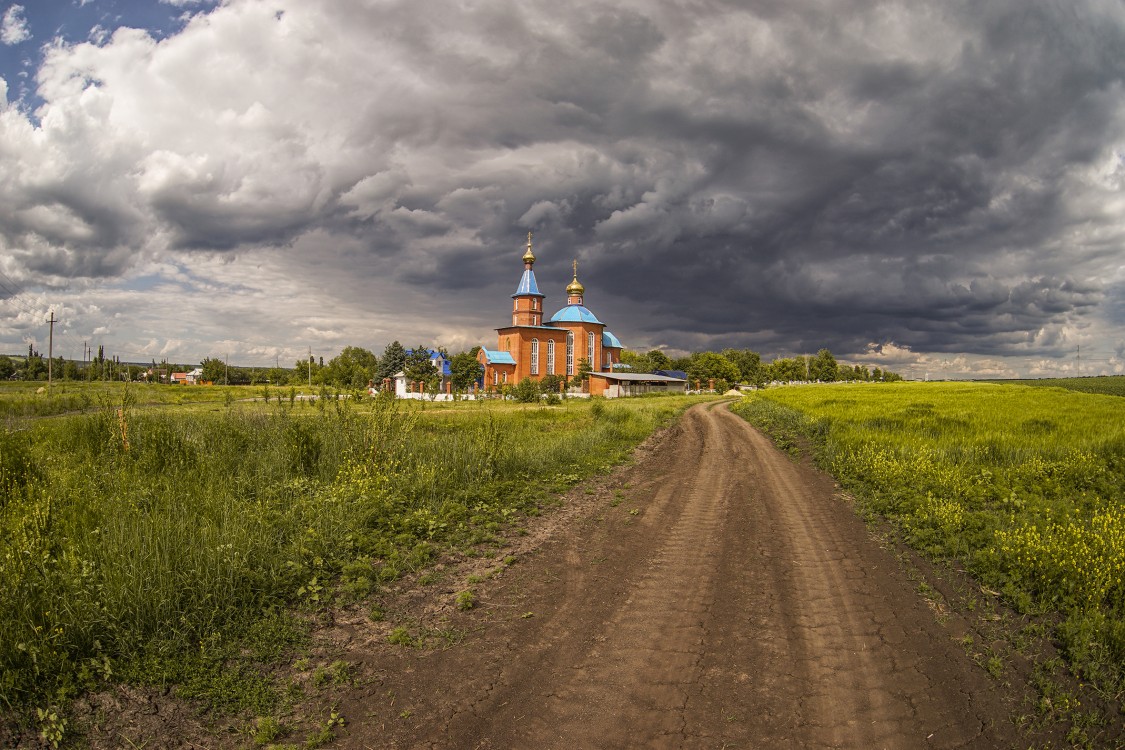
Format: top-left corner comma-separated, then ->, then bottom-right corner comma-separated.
655,369 -> 688,380
513,269 -> 544,298
480,348 -> 516,365
602,330 -> 622,348
404,349 -> 451,376
549,304 -> 602,324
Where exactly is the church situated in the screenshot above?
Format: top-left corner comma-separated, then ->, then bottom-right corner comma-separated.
477,234 -> 624,391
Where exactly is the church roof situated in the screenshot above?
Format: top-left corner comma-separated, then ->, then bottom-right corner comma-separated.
480,348 -> 516,365
513,269 -> 544,298
602,330 -> 623,348
549,304 -> 602,324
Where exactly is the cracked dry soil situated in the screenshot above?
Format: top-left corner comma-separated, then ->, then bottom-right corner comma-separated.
334,401 -> 1025,749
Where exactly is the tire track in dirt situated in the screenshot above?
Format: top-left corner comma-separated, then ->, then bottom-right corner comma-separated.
341,401 -> 1023,749
508,402 -> 737,747
702,405 -> 1004,748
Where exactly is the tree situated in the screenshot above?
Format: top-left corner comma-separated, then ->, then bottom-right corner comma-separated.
201,357 -> 226,384
722,349 -> 764,386
576,358 -> 593,384
539,373 -> 566,396
808,349 -> 839,382
687,352 -> 739,388
618,350 -> 653,373
375,341 -> 407,383
669,355 -> 692,372
295,356 -> 321,385
322,346 -> 378,388
402,346 -> 438,389
0,356 -> 13,380
647,349 -> 673,371
872,366 -> 884,382
24,354 -> 46,381
512,377 -> 540,403
62,359 -> 79,380
767,357 -> 804,383
449,351 -> 484,393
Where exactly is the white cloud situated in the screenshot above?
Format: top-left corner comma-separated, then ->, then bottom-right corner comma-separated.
0,0 -> 1124,374
1,4 -> 29,45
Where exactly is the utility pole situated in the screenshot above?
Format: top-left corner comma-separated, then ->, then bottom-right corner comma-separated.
225,352 -> 229,386
47,310 -> 57,389
1077,344 -> 1081,374
308,346 -> 312,387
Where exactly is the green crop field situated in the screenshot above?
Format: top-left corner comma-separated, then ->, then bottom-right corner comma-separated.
0,386 -> 708,739
982,375 -> 1125,397
732,382 -> 1125,699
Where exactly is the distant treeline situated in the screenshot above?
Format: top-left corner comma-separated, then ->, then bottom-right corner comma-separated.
619,347 -> 901,389
2,341 -> 902,390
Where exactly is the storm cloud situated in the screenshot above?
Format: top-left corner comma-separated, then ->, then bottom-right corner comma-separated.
1,0 -> 1123,376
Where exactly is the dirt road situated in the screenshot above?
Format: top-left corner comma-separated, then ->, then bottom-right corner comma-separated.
339,401 -> 1023,748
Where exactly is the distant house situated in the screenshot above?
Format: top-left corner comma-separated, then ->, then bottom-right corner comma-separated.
394,350 -> 452,399
170,367 -> 203,385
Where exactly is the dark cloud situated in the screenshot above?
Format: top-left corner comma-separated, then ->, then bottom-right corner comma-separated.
1,0 -> 1123,373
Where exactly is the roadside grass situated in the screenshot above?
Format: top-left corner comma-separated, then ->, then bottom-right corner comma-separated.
0,389 -> 708,743
731,382 -> 1125,721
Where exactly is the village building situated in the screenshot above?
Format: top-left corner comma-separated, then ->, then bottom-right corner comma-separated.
477,234 -> 629,394
587,370 -> 690,397
392,349 -> 451,398
169,367 -> 203,385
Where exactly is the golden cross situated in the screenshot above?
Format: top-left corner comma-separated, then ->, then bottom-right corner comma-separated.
572,259 -> 578,277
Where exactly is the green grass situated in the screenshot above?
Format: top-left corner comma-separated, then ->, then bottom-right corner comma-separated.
981,375 -> 1125,397
732,382 -> 1125,697
0,388 -> 708,732
0,381 -> 330,419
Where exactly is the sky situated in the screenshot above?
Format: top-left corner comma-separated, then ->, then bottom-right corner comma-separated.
1,0 -> 1123,379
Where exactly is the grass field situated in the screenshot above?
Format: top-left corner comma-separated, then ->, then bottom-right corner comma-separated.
732,382 -> 1125,702
0,381 -> 327,419
0,386 -> 707,740
981,375 -> 1125,397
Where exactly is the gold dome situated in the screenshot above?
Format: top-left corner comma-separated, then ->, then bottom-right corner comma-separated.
522,231 -> 535,264
566,259 -> 584,295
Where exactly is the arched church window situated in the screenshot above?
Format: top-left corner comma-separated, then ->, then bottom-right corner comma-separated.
530,339 -> 539,375
588,332 -> 596,365
547,340 -> 555,374
566,331 -> 574,375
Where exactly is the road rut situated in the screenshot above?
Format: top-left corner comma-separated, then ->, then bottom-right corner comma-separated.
341,401 -> 1022,749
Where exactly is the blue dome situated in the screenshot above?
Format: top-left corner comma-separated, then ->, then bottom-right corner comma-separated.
549,305 -> 602,324
513,269 -> 543,298
602,330 -> 622,348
